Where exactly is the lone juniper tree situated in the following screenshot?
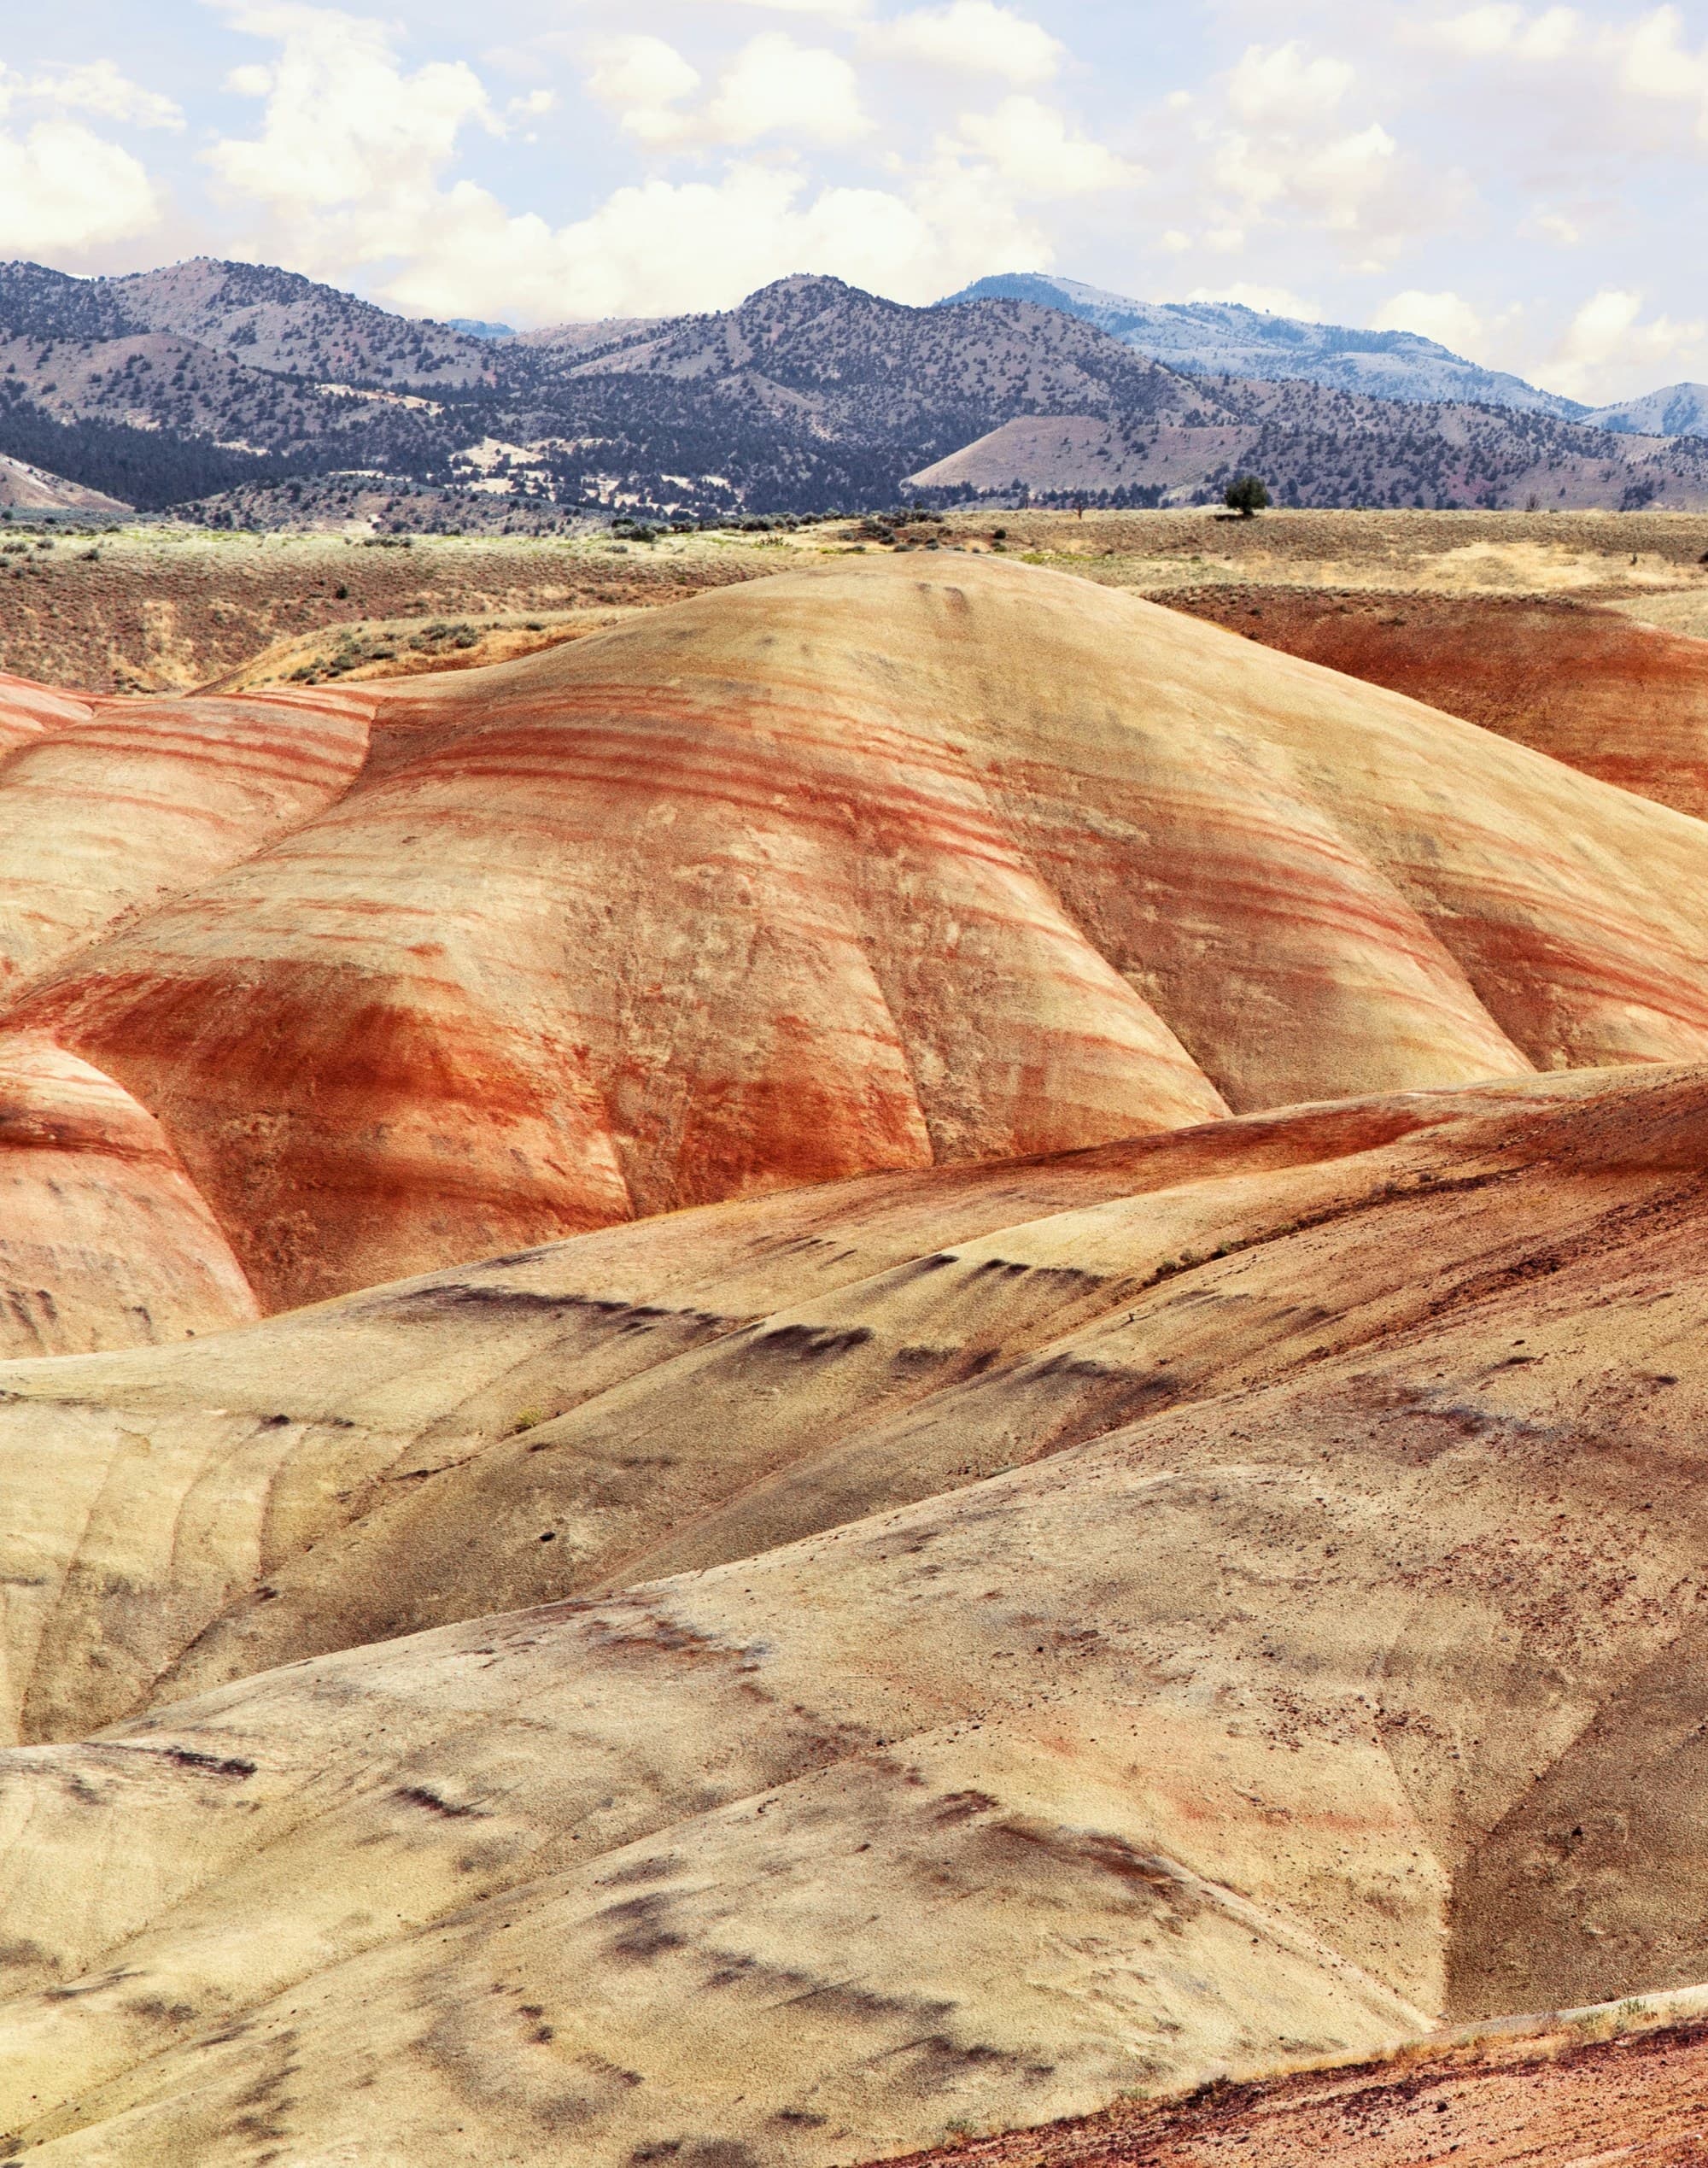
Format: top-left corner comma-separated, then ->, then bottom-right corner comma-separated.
1225,474 -> 1270,517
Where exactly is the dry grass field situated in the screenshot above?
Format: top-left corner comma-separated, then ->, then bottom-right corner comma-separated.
944,505 -> 1708,633
0,525 -> 774,693
6,507 -> 1708,694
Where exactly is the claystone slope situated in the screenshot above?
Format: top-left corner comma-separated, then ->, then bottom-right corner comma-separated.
14,558 -> 1708,1340
1165,587 -> 1708,820
3,1065 -> 1708,2164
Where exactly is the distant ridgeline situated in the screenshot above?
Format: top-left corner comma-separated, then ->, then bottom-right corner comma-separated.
939,273 -> 1589,417
2,255 -> 1705,522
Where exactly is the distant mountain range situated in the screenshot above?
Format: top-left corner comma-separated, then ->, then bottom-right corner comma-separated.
1592,382 -> 1708,437
942,273 -> 1584,417
942,274 -> 1708,442
1,256 -> 1705,522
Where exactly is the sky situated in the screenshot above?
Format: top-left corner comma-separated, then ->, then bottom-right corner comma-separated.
2,1 -> 1705,402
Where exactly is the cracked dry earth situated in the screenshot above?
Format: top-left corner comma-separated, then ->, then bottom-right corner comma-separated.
3,554 -> 1708,2161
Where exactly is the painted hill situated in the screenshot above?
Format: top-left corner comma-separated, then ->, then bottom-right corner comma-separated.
8,549 -> 1708,2165
941,273 -> 1583,418
20,556 -> 1708,1330
1162,589 -> 1708,820
4,1058 -> 1708,2161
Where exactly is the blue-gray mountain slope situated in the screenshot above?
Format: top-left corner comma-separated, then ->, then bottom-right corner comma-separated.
942,272 -> 1586,419
1590,384 -> 1708,437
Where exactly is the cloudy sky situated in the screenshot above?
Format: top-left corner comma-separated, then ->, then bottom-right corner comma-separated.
3,0 -> 1705,401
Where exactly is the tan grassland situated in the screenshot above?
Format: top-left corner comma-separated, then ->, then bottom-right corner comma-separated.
6,507 -> 1708,694
938,506 -> 1708,636
0,524 -> 776,694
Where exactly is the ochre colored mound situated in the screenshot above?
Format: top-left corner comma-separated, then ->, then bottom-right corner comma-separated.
0,1067 -> 1597,1747
1165,586 -> 1708,818
15,556 -> 1708,1316
5,1064 -> 1708,2161
0,1032 -> 256,1356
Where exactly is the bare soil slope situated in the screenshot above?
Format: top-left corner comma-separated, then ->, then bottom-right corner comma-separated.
881,2001 -> 1708,2167
0,453 -> 126,514
1164,586 -> 1708,818
4,1063 -> 1708,2161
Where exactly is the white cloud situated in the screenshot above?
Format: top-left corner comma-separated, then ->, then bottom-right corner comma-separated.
875,2 -> 1062,85
1372,288 -> 1488,353
590,30 -> 866,151
1220,113 -> 1404,236
1184,41 -> 1439,265
1529,208 -> 1582,245
1535,286 -> 1708,400
198,0 -> 1091,319
208,3 -> 491,224
1427,6 -> 1577,62
377,160 -> 1047,322
587,36 -> 700,146
24,61 -> 184,132
1226,41 -> 1354,126
0,118 -> 164,253
1615,6 -> 1708,126
1418,4 -> 1708,140
712,0 -> 868,15
704,32 -> 869,145
953,95 -> 1136,196
1186,283 -> 1325,319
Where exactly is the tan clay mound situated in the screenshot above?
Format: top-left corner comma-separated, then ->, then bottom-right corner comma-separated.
17,555 -> 1708,1320
6,1064 -> 1708,2161
0,1065 -> 1602,1747
1166,585 -> 1708,819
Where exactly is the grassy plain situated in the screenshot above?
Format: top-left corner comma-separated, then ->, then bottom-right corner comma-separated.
4,507 -> 1708,694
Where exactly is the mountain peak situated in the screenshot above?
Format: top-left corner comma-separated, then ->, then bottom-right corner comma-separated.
1589,381 -> 1708,438
939,270 -> 1587,419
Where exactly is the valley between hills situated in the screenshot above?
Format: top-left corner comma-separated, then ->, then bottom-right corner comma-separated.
6,536 -> 1708,2164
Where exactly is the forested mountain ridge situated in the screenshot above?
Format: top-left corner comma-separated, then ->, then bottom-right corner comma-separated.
3,259 -> 1705,520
